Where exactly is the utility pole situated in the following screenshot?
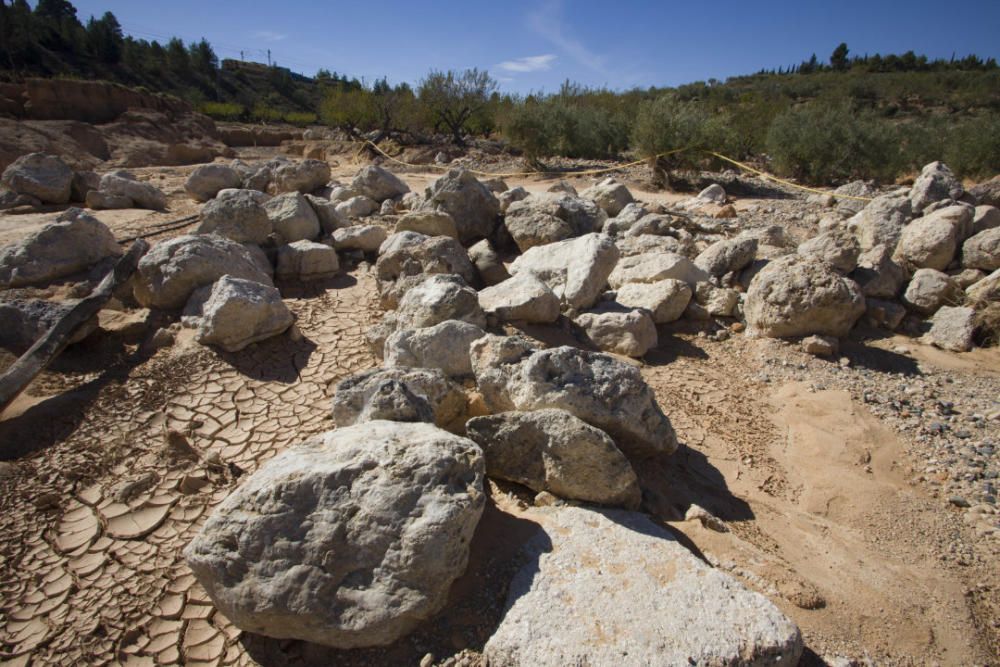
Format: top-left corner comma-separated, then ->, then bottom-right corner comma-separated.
240,50 -> 244,61
267,49 -> 271,67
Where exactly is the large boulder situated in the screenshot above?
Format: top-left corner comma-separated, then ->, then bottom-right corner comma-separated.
184,421 -> 485,648
909,161 -> 964,214
197,190 -> 271,244
893,205 -> 972,272
332,224 -> 389,252
847,191 -> 912,251
265,192 -> 321,243
694,236 -> 758,277
134,234 -> 273,309
351,165 -> 410,202
902,268 -> 963,316
509,233 -> 619,310
926,306 -> 976,352
744,255 -> 865,338
483,506 -> 803,667
394,211 -> 459,239
383,320 -> 486,378
497,186 -> 529,213
467,239 -> 510,286
470,339 -> 676,458
184,164 -> 242,202
972,205 -> 1000,236
1,152 -> 73,204
335,195 -> 379,219
970,180 -> 1000,208
961,227 -> 1000,272
99,171 -> 167,210
608,252 -> 709,290
602,203 -> 649,236
392,273 -> 486,330
305,194 -> 348,234
275,240 -> 339,281
575,306 -> 657,357
269,159 -> 330,194
419,168 -> 500,244
504,193 -> 607,251
614,278 -> 692,323
185,275 -> 293,352
0,208 -> 122,288
332,367 -> 467,428
580,178 -> 634,217
0,298 -> 97,351
967,268 -> 1000,303
478,273 -> 561,324
466,410 -> 640,508
375,233 -> 476,285
796,228 -> 860,273
850,244 -> 906,299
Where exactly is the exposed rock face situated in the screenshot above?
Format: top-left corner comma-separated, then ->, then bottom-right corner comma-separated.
909,161 -> 964,214
269,159 -> 330,194
972,205 -> 1000,235
962,228 -> 1000,271
134,234 -> 273,309
375,233 -> 477,285
383,320 -> 486,378
419,168 -> 500,244
0,208 -> 122,288
470,339 -> 676,458
1,152 -> 73,203
744,255 -> 865,338
608,252 -> 709,289
467,239 -> 509,286
332,225 -> 388,252
184,164 -> 241,202
275,240 -> 339,281
927,306 -> 976,352
893,205 -> 972,272
186,275 -> 293,352
394,211 -> 459,239
305,194 -> 348,234
478,274 -> 561,324
694,236 -> 758,277
335,195 -> 379,218
902,268 -> 963,316
504,193 -> 607,251
264,192 -> 321,243
580,178 -> 634,217
482,506 -> 803,667
796,228 -> 860,273
197,190 -> 271,244
351,165 -> 409,202
848,192 -> 912,250
184,421 -> 485,649
614,279 -> 692,323
332,367 -> 467,429
509,233 -> 619,310
99,171 -> 167,210
466,410 -> 640,507
575,306 -> 658,357
850,244 -> 906,299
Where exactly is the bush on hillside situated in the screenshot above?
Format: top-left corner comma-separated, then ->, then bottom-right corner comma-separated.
765,103 -> 901,183
502,98 -> 629,160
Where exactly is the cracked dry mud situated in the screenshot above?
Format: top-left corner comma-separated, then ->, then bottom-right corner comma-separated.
1,159 -> 998,666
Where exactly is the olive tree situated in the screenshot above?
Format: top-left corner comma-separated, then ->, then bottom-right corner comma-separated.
417,68 -> 497,145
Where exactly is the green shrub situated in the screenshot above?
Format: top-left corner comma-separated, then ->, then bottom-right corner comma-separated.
199,101 -> 244,121
631,95 -> 735,168
250,104 -> 285,123
765,103 -> 902,183
944,113 -> 1000,179
502,97 -> 628,160
284,111 -> 318,125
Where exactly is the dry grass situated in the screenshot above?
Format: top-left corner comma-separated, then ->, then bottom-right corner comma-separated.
971,297 -> 1000,346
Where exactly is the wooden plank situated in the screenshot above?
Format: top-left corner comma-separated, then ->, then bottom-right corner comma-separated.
0,240 -> 149,414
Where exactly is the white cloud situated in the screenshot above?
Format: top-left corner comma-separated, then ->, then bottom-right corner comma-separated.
527,0 -> 606,74
253,30 -> 287,42
497,54 -> 557,73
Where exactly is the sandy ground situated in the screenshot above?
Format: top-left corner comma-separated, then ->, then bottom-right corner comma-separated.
0,150 -> 997,666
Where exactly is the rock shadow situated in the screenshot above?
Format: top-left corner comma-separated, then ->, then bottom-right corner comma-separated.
218,332 -> 318,384
839,338 -> 921,376
239,492 -> 546,666
637,443 -> 755,527
644,331 -> 710,365
277,274 -> 359,300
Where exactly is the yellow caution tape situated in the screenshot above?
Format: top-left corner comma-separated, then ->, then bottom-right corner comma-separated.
351,140 -> 874,203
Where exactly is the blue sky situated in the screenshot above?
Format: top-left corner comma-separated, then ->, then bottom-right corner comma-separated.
70,0 -> 1000,94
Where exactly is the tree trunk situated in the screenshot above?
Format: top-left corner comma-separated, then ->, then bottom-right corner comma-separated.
0,240 -> 149,414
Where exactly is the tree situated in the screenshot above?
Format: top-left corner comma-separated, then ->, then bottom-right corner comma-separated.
85,11 -> 123,64
417,68 -> 497,145
165,37 -> 189,75
831,42 -> 849,71
189,38 -> 217,77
